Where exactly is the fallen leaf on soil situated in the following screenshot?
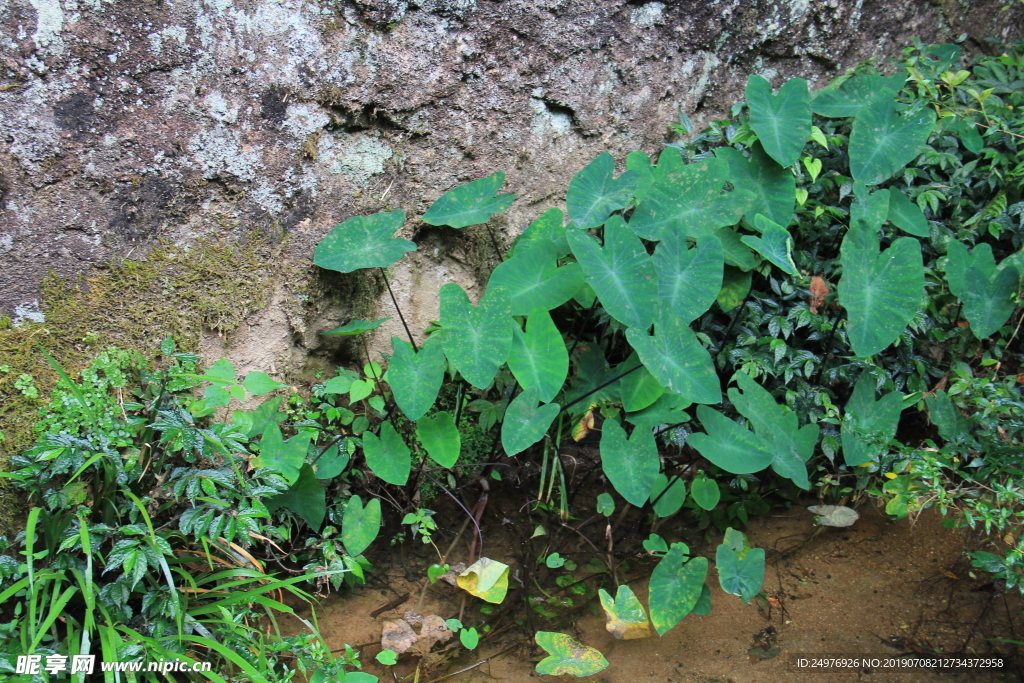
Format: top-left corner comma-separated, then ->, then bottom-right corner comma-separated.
457,557 -> 510,604
381,619 -> 418,654
419,615 -> 454,650
439,562 -> 467,586
808,505 -> 859,527
809,276 -> 829,314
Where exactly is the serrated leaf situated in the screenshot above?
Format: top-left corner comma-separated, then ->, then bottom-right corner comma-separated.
489,239 -> 584,316
842,373 -> 904,467
690,473 -> 720,510
716,527 -> 764,602
599,585 -> 652,640
599,419 -> 659,507
422,173 -> 516,228
314,210 -> 415,273
457,558 -> 509,604
342,495 -> 381,557
362,422 -> 411,485
242,372 -> 286,396
652,233 -> 724,323
838,223 -> 924,357
509,208 -> 570,258
650,473 -> 687,518
717,144 -> 795,228
689,405 -> 775,475
233,396 -> 285,438
630,157 -> 753,241
388,336 -> 445,421
649,544 -> 709,635
886,189 -> 930,237
321,318 -> 392,336
743,215 -> 798,276
534,632 -> 609,677
266,464 -> 325,530
501,386 -> 560,456
746,75 -> 810,168
416,411 -> 460,468
811,73 -> 906,118
507,309 -> 569,402
566,152 -> 638,229
625,310 -> 720,405
850,97 -> 936,185
567,215 -> 658,330
438,284 -> 513,389
945,241 -> 1022,339
252,423 -> 311,485
207,358 -> 236,383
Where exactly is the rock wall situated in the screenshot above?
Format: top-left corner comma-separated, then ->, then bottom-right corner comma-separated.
1,0 -> 1021,361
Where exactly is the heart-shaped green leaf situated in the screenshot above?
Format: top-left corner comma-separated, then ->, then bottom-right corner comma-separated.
566,152 -> 638,229
488,239 -> 584,315
422,173 -> 516,228
342,495 -> 381,557
321,317 -> 392,336
362,421 -> 411,485
415,411 -> 460,468
811,73 -> 906,118
501,386 -> 560,456
567,215 -> 658,330
850,185 -> 890,231
690,473 -> 720,511
924,390 -> 968,443
625,310 -> 720,405
742,216 -> 798,276
234,396 -> 286,439
689,405 -> 775,475
716,266 -> 752,312
266,464 -> 325,531
242,372 -> 286,396
746,75 -> 810,168
717,144 -> 795,228
349,378 -> 375,403
314,440 -> 352,480
599,584 -> 652,640
945,241 -> 1022,339
599,419 -> 659,507
842,372 -> 904,467
624,391 -> 691,428
649,543 -> 708,635
629,158 -> 752,242
651,234 -> 724,324
388,336 -> 445,421
509,208 -> 569,258
716,527 -> 765,603
508,309 -> 568,403
887,189 -> 930,237
252,423 -> 312,485
314,210 -> 416,273
838,223 -> 924,357
650,473 -> 687,518
618,353 -> 665,413
438,284 -> 513,389
850,96 -> 936,185
534,632 -> 609,677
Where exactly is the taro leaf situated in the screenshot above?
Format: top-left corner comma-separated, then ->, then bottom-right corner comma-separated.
714,226 -> 759,270
689,405 -> 775,475
362,422 -> 411,486
567,215 -> 658,330
743,216 -> 798,276
315,440 -> 352,479
649,543 -> 709,635
388,336 -> 445,421
508,309 -> 569,403
850,186 -> 890,231
838,223 -> 923,357
438,283 -> 513,389
314,210 -> 415,273
716,265 -> 752,313
626,310 -> 720,405
807,505 -> 860,528
566,152 -> 638,229
716,527 -> 764,603
692,584 -> 712,615
745,75 -> 811,168
266,464 -> 325,530
597,492 -> 615,516
690,473 -> 720,511
811,73 -> 907,118
652,233 -> 724,323
561,344 -> 621,417
321,318 -> 392,336
850,97 -> 936,185
716,144 -> 795,228
924,390 -> 968,443
489,239 -> 584,316
945,241 -> 1022,339
627,147 -> 688,204
242,372 -> 286,396
534,631 -> 609,677
619,353 -> 665,413
625,391 -> 691,428
416,411 -> 461,468
650,473 -> 687,518
887,189 -> 930,237
457,557 -> 510,604
342,495 -> 381,557
501,386 -> 560,456
422,173 -> 516,228
841,372 -> 904,467
252,423 -> 311,485
599,584 -> 652,640
233,396 -> 285,439
509,208 -> 569,258
643,533 -> 669,554
599,419 -> 659,507
629,157 -> 752,242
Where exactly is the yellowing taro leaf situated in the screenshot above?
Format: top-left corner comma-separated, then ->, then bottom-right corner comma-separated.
534,631 -> 609,677
456,558 -> 510,604
598,585 -> 652,640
